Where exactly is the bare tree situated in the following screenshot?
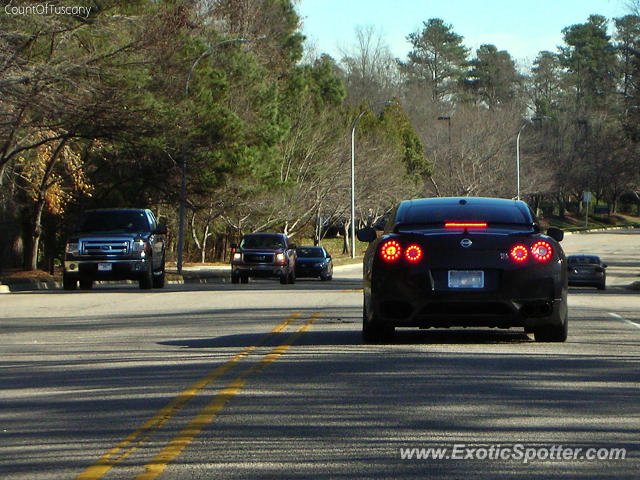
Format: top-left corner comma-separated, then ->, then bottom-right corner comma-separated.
339,25 -> 400,106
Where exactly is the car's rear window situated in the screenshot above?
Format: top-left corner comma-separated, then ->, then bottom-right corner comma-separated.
297,247 -> 325,258
568,256 -> 599,265
399,204 -> 531,226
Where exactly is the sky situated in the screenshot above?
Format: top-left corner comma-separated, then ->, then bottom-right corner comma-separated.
296,0 -> 633,68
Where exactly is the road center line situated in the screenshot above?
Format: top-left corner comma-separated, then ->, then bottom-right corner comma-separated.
134,312 -> 320,480
76,312 -> 301,480
608,312 -> 640,330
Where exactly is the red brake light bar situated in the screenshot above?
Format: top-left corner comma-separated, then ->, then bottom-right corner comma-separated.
445,222 -> 487,228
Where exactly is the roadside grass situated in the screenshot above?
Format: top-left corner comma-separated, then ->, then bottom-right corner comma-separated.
541,213 -> 640,232
309,237 -> 366,266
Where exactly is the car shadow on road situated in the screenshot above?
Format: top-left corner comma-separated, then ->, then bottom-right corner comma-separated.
569,286 -> 638,295
160,327 -> 533,349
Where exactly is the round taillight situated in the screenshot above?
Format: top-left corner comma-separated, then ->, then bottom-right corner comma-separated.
531,241 -> 552,262
380,240 -> 401,262
510,244 -> 529,263
405,244 -> 423,262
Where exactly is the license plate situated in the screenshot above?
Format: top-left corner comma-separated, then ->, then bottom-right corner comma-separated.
98,263 -> 112,272
448,270 -> 484,289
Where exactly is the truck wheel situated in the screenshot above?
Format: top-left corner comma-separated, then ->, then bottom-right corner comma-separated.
152,257 -> 166,288
139,261 -> 153,290
63,274 -> 77,291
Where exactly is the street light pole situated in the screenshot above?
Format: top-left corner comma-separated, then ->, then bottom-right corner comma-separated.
349,101 -> 394,259
177,37 -> 255,275
516,122 -> 527,201
516,116 -> 549,202
350,110 -> 368,259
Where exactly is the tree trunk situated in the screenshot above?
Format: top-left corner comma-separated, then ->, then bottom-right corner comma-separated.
24,137 -> 68,270
314,207 -> 321,246
342,218 -> 351,255
27,197 -> 46,271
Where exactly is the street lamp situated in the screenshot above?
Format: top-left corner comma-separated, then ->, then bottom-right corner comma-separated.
516,122 -> 527,201
516,116 -> 548,201
177,37 -> 258,274
350,101 -> 394,258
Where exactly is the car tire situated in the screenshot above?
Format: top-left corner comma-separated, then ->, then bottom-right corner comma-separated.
152,257 -> 165,288
533,301 -> 568,342
362,306 -> 394,343
231,272 -> 240,284
63,274 -> 77,291
139,260 -> 153,290
79,279 -> 93,290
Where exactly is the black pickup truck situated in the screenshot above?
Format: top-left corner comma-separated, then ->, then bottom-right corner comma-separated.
63,209 -> 166,290
231,233 -> 297,284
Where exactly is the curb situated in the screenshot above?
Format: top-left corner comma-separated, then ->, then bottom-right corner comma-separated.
0,275 -> 228,292
563,226 -> 638,236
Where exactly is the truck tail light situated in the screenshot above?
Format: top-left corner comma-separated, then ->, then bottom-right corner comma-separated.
531,241 -> 552,262
380,240 -> 401,262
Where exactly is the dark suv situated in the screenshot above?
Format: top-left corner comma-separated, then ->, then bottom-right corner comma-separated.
63,209 -> 167,290
231,233 -> 297,284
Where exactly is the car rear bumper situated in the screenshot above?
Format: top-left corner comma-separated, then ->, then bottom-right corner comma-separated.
295,266 -> 327,277
369,266 -> 566,328
568,274 -> 604,285
373,296 -> 564,329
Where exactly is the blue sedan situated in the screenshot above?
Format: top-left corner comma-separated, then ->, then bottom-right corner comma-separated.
295,246 -> 333,281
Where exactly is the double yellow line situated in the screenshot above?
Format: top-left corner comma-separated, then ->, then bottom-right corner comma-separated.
77,312 -> 318,480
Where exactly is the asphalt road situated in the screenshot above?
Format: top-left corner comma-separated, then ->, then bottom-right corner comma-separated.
1,229 -> 639,479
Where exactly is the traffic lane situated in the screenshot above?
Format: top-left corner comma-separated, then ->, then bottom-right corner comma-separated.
163,306 -> 640,480
0,308 -> 329,480
3,301 -> 638,479
0,265 -> 364,321
562,229 -> 640,288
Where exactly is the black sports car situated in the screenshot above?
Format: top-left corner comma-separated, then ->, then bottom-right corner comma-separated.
295,246 -> 333,280
567,255 -> 607,290
357,197 -> 568,343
